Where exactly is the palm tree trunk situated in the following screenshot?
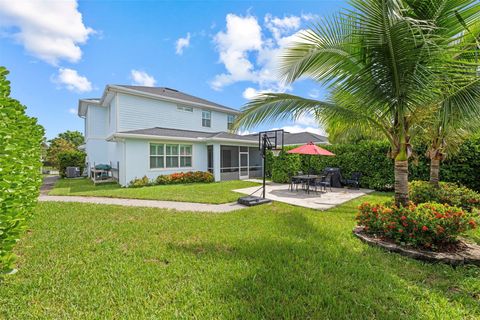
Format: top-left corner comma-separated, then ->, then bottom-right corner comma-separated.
394,159 -> 409,207
429,158 -> 440,188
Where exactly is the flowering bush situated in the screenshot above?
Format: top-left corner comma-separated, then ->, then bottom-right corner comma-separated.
156,171 -> 214,185
128,176 -> 152,188
356,201 -> 479,249
128,171 -> 214,187
409,180 -> 480,212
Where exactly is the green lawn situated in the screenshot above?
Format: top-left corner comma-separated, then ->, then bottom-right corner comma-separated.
1,194 -> 480,319
49,178 -> 259,204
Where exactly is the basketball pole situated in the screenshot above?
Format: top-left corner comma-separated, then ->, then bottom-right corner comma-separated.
262,133 -> 267,199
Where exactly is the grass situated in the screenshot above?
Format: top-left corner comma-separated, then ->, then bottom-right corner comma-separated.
49,178 -> 259,204
1,194 -> 480,319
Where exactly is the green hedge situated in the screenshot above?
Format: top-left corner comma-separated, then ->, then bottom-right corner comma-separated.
267,138 -> 480,191
0,67 -> 44,275
58,151 -> 86,178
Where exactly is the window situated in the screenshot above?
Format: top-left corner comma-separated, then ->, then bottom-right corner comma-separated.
166,144 -> 179,168
177,105 -> 193,112
202,110 -> 211,127
180,145 -> 192,167
149,143 -> 192,169
227,114 -> 235,130
150,144 -> 164,169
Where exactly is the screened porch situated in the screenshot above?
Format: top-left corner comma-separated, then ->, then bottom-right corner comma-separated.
208,145 -> 263,181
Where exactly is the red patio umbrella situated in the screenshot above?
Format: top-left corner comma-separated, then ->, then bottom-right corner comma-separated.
288,142 -> 335,176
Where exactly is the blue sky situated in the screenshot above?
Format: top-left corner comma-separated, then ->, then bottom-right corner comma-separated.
0,0 -> 346,139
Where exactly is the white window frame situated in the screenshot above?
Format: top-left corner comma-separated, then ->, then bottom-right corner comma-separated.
177,105 -> 193,112
202,110 -> 211,127
149,143 -> 165,169
149,143 -> 193,170
227,114 -> 235,130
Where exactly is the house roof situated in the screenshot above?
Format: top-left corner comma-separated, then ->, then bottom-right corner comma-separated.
78,85 -> 240,117
111,127 -> 328,145
114,85 -> 239,114
282,132 -> 328,145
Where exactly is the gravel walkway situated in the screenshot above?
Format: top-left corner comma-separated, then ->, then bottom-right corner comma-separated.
38,195 -> 247,213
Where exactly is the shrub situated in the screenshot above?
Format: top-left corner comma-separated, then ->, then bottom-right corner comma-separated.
266,138 -> 480,191
0,67 -> 44,275
271,151 -> 301,183
57,150 -> 86,178
356,202 -> 478,250
155,171 -> 214,185
409,181 -> 480,212
128,176 -> 152,188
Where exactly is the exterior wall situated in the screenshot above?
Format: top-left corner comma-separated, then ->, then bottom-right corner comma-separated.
84,104 -> 109,171
122,138 -> 208,185
107,94 -> 118,136
117,93 -> 234,133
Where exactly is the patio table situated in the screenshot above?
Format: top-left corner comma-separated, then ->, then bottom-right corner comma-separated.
292,175 -> 324,194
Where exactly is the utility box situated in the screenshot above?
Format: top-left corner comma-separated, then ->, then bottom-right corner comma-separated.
66,167 -> 80,178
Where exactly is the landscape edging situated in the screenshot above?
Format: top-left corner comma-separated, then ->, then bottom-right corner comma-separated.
353,226 -> 480,266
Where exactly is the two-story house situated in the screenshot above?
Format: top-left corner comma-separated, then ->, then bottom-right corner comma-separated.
78,85 -> 328,186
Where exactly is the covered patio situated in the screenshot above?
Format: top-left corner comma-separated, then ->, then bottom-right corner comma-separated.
234,182 -> 374,210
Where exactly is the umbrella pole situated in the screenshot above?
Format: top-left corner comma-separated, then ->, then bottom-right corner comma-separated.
308,155 -> 311,176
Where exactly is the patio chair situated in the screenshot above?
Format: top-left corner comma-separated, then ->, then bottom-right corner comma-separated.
289,176 -> 303,192
317,173 -> 334,192
309,177 -> 326,194
343,172 -> 362,189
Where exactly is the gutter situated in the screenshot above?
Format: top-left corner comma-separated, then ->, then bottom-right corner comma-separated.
107,132 -> 258,145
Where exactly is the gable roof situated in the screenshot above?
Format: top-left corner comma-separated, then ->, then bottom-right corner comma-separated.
283,132 -> 328,145
112,127 -> 258,144
112,85 -> 240,114
109,127 -> 328,145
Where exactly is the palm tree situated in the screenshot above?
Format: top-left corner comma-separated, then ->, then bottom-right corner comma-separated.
234,0 -> 480,206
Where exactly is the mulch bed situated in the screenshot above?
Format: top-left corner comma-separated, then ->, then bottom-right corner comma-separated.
353,226 -> 480,266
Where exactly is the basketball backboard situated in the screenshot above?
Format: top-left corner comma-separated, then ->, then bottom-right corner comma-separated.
258,129 -> 284,151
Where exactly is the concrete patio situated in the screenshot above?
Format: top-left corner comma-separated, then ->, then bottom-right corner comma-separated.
234,182 -> 374,210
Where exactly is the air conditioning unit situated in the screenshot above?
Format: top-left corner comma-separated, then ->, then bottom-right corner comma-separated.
66,167 -> 80,178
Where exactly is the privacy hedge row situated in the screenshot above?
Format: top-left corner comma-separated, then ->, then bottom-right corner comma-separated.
267,138 -> 480,191
409,181 -> 480,213
0,67 -> 44,275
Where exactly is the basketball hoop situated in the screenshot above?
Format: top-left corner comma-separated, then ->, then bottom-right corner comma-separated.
272,149 -> 281,157
237,129 -> 284,204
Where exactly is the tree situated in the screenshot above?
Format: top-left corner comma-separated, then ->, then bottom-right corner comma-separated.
46,138 -> 76,168
56,130 -> 84,147
234,0 -> 480,206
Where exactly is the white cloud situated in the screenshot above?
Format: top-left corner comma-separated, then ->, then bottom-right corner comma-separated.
54,68 -> 92,93
295,113 -> 318,127
175,32 -> 191,55
211,13 -> 311,95
130,69 -> 156,87
279,125 -> 325,136
211,14 -> 263,90
0,0 -> 94,65
308,89 -> 320,98
68,108 -> 77,114
264,14 -> 301,41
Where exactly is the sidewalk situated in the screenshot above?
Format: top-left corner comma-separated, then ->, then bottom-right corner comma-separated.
38,195 -> 247,213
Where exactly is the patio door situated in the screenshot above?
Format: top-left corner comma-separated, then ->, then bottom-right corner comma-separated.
239,149 -> 249,180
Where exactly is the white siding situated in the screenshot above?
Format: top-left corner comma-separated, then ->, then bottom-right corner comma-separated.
123,139 -> 208,185
107,94 -> 117,136
85,105 -> 107,138
117,93 -> 233,133
85,139 -> 108,167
